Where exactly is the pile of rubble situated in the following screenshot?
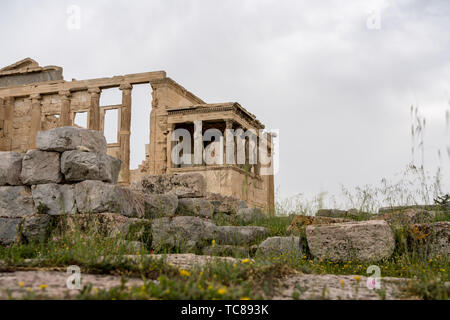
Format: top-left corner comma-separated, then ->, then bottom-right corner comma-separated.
0,126 -> 267,249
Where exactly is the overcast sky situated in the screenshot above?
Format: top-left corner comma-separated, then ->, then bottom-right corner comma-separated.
1,0 -> 449,204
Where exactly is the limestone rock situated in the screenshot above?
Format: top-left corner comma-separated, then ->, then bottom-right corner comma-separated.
306,220 -> 395,262
142,193 -> 178,218
236,207 -> 264,223
0,152 -> 24,186
176,198 -> 214,217
56,213 -> 152,243
21,214 -> 55,243
133,173 -> 206,198
407,222 -> 450,257
0,186 -> 36,218
0,218 -> 22,245
378,205 -> 442,214
286,215 -> 351,235
316,208 -> 370,220
206,192 -> 247,215
256,236 -> 301,258
371,208 -> 435,225
216,226 -> 270,245
20,150 -> 62,185
128,253 -> 238,270
31,184 -> 77,215
61,150 -> 121,184
74,181 -> 145,218
36,126 -> 107,153
152,216 -> 218,251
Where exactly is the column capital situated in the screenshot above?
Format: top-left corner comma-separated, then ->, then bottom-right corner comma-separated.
225,119 -> 233,129
58,90 -> 71,99
30,93 -> 41,101
119,83 -> 133,91
87,87 -> 101,95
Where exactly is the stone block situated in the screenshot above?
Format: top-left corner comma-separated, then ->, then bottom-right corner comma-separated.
61,150 -> 121,183
306,220 -> 395,262
31,184 -> 77,215
0,152 -> 23,186
20,150 -> 62,185
36,126 -> 107,153
0,186 -> 36,218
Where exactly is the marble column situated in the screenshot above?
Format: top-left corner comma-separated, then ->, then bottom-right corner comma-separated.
193,120 -> 203,165
59,90 -> 72,126
225,119 -> 235,165
87,87 -> 101,130
119,83 -> 132,184
29,93 -> 42,149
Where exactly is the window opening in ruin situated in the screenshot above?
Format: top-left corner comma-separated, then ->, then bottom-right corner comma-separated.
104,108 -> 119,144
130,84 -> 151,169
74,112 -> 87,128
100,88 -> 122,106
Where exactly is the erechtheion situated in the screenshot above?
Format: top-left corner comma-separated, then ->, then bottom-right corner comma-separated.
0,58 -> 274,211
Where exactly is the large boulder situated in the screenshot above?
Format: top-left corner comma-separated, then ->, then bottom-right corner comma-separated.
256,236 -> 301,258
0,152 -> 23,186
20,150 -> 62,185
61,150 -> 121,184
216,226 -> 270,245
152,216 -> 218,251
0,186 -> 36,218
142,193 -> 178,218
306,220 -> 395,262
36,126 -> 107,153
74,181 -> 145,218
176,198 -> 214,217
0,217 -> 22,245
407,222 -> 450,257
31,184 -> 77,215
133,173 -> 206,198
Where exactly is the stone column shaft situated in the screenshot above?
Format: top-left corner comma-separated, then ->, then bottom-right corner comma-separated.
118,83 -> 132,184
225,120 -> 235,165
166,124 -> 174,171
193,120 -> 203,165
29,94 -> 42,149
87,87 -> 101,130
59,90 -> 72,126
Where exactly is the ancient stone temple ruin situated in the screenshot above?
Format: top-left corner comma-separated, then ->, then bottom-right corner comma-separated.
0,58 -> 274,211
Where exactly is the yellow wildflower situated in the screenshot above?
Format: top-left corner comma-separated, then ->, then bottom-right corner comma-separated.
27,287 -> 32,292
179,269 -> 190,277
339,279 -> 344,287
39,284 -> 48,290
241,258 -> 250,264
217,287 -> 227,295
212,239 -> 216,247
18,281 -> 25,288
354,275 -> 361,282
240,297 -> 250,300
